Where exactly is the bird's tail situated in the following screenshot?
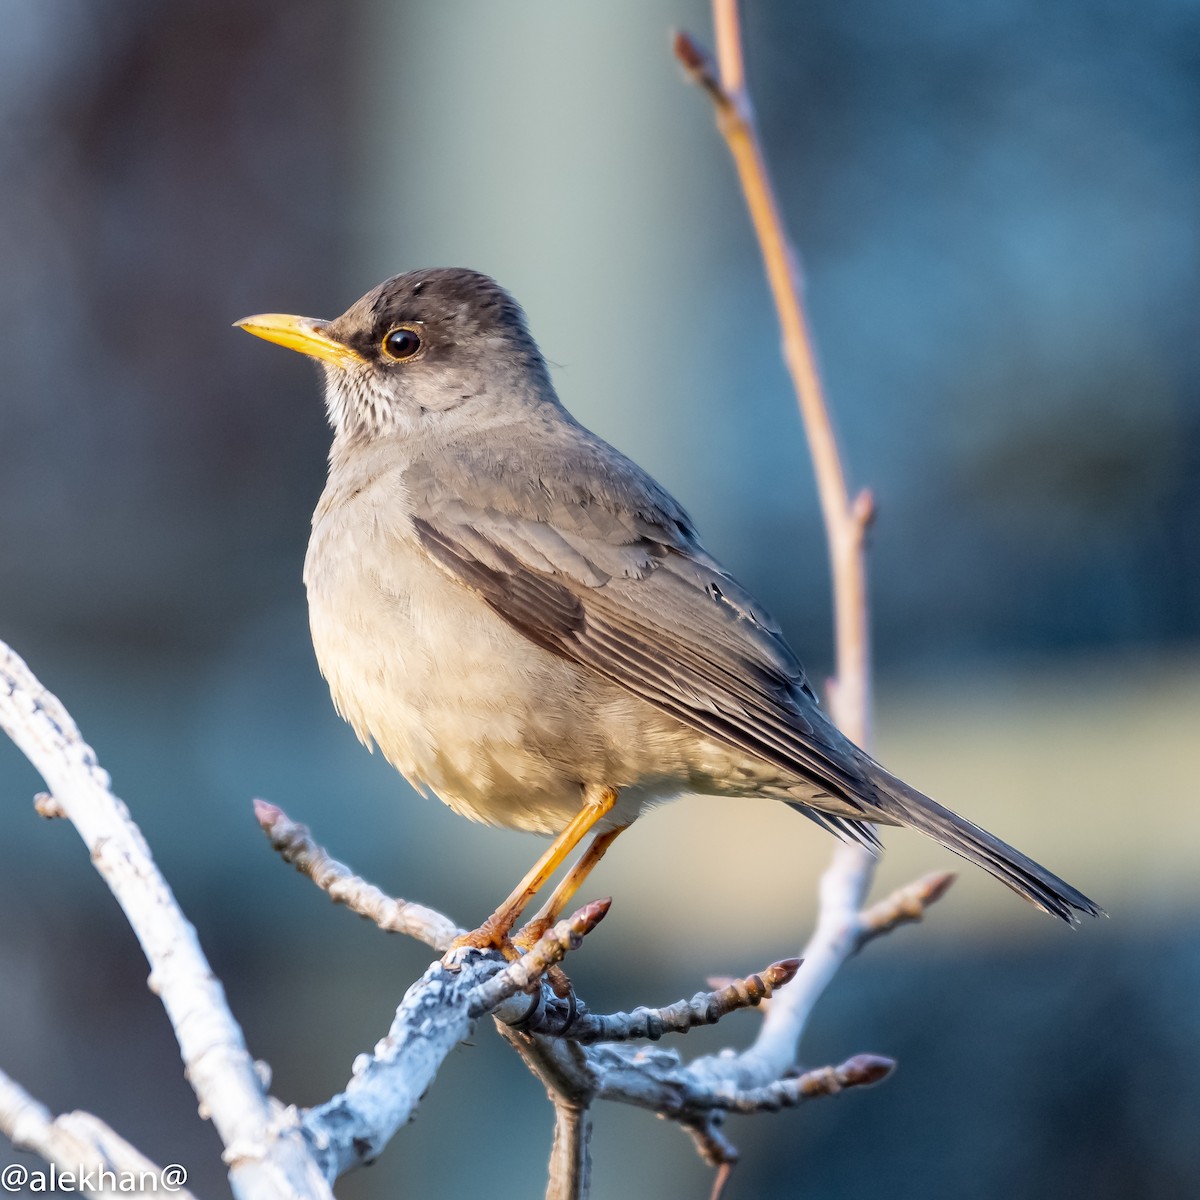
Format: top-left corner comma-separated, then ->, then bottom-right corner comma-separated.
861,760 -> 1102,924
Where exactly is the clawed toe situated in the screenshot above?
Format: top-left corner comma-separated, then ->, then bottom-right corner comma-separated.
442,920 -> 520,968
443,919 -> 575,1003
511,915 -> 553,952
545,964 -> 574,1000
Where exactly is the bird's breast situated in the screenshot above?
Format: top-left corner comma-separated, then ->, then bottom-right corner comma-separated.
303,479 -> 805,836
303,484 -> 626,832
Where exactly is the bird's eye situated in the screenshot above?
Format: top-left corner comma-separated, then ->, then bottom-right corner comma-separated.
381,325 -> 423,361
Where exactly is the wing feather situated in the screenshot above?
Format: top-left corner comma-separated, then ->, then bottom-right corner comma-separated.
403,431 -> 872,809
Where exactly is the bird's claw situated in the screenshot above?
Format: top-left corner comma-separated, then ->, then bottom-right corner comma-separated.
442,919 -> 520,969
545,964 -> 575,1001
511,915 -> 552,952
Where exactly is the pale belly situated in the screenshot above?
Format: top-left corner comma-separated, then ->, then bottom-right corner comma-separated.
304,514 -> 805,835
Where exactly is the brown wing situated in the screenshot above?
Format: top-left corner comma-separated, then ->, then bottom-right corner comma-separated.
404,428 -> 876,814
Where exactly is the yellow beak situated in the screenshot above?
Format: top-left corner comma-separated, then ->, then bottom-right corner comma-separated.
234,313 -> 365,368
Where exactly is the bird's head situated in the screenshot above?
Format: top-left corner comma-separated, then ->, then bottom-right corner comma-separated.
236,268 -> 554,441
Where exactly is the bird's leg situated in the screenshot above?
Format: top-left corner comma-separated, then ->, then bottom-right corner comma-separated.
444,785 -> 618,961
514,824 -> 629,950
513,822 -> 629,998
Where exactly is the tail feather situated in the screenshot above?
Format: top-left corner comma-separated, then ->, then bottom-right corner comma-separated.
787,802 -> 884,853
860,762 -> 1102,924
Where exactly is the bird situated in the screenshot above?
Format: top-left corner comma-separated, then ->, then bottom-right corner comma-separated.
236,267 -> 1100,953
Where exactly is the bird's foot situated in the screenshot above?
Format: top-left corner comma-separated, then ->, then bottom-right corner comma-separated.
544,965 -> 574,1000
512,915 -> 552,951
442,918 -> 520,969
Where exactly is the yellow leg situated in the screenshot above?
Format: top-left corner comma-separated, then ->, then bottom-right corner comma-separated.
515,824 -> 629,949
445,785 -> 618,958
516,821 -> 629,999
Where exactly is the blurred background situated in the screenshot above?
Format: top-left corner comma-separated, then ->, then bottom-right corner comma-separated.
0,1 -> 1197,1196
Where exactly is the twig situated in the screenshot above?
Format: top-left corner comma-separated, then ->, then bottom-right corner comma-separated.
590,1043 -> 892,1118
674,9 -> 874,744
0,641 -> 330,1200
674,0 -> 886,1099
748,867 -> 957,1081
527,958 -> 800,1044
684,1118 -> 738,1173
707,1160 -> 734,1200
858,871 -> 957,949
0,1069 -> 198,1200
702,1054 -> 893,1113
254,800 -> 460,950
253,808 -> 801,1049
668,5 -> 931,1189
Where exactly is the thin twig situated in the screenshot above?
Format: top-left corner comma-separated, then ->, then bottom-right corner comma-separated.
254,800 -> 461,950
676,3 -> 872,744
708,1160 -> 734,1200
858,871 -> 957,949
495,1028 -> 599,1200
591,1044 -> 892,1117
747,868 -> 956,1077
672,0 -> 886,1092
706,1054 -> 894,1113
536,959 -> 800,1044
664,6 -> 919,1187
681,1114 -> 738,1173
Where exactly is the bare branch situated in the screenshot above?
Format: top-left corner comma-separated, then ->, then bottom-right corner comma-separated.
747,867 -> 956,1076
254,800 -> 460,950
712,0 -> 747,97
530,959 -> 800,1044
590,1040 -> 892,1119
0,1069 -> 198,1200
298,953 -> 503,1181
0,640 -> 330,1200
708,1054 -> 894,1114
858,871 -> 957,949
298,900 -> 609,1185
707,1160 -> 735,1200
675,6 -> 872,747
683,1116 -> 738,1172
545,1100 -> 592,1200
3,636 -> 944,1200
671,1 -> 884,1109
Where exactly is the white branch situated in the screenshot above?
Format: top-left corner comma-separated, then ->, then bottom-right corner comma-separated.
296,901 -> 611,1182
739,842 -> 876,1083
297,956 -> 499,1180
0,641 -> 330,1200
